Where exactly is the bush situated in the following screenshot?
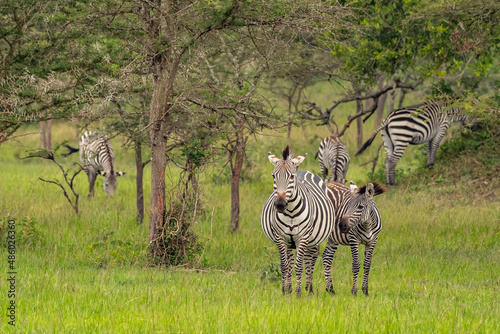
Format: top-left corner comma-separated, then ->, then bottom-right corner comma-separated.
149,203 -> 202,267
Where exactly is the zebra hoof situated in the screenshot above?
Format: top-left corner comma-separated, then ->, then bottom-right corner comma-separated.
296,289 -> 302,297
363,290 -> 369,297
351,289 -> 357,296
326,286 -> 335,295
282,285 -> 292,295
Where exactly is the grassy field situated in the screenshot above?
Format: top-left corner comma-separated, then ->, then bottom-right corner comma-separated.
0,110 -> 499,333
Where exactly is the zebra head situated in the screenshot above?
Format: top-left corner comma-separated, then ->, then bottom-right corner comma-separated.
268,146 -> 306,213
100,171 -> 126,197
339,182 -> 387,234
447,106 -> 478,129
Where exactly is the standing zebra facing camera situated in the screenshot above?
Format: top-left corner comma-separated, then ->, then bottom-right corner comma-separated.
355,100 -> 476,185
322,181 -> 387,296
261,146 -> 336,296
317,136 -> 350,184
63,131 -> 125,197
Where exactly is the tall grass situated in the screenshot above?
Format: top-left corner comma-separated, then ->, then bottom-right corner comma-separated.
0,111 -> 498,332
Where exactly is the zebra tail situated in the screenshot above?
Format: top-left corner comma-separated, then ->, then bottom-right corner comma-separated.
355,132 -> 378,156
62,144 -> 79,157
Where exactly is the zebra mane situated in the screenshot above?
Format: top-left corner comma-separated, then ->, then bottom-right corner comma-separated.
357,181 -> 388,197
282,145 -> 294,160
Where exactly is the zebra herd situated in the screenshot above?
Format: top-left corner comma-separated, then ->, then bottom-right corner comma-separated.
60,101 -> 473,296
260,100 -> 475,296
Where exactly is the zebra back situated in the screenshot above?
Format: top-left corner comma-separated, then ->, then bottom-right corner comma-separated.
79,131 -> 116,173
318,136 -> 350,184
355,100 -> 472,157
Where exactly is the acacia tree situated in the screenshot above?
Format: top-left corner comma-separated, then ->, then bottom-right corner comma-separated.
0,0 -> 122,144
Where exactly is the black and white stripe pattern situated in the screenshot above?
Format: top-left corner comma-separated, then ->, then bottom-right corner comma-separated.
322,181 -> 387,296
261,146 -> 336,296
356,101 -> 475,185
65,131 -> 124,197
318,136 -> 350,184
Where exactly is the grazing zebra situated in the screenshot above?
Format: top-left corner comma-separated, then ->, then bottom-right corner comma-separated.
317,136 -> 350,184
355,100 -> 476,185
261,146 -> 336,296
322,181 -> 387,296
63,131 -> 125,197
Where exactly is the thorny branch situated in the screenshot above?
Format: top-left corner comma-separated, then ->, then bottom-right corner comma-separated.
302,78 -> 424,136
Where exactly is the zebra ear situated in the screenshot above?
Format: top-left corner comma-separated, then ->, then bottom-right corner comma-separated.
268,152 -> 280,166
366,183 -> 375,199
291,153 -> 307,166
99,171 -> 106,177
116,172 -> 125,177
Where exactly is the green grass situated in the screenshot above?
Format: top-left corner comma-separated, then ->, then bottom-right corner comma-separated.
0,118 -> 499,333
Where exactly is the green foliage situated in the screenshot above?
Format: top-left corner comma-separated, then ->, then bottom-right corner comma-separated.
181,130 -> 215,168
325,0 -> 500,85
260,247 -> 281,283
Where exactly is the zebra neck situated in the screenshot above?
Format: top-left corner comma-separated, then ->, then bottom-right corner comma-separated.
100,161 -> 114,174
446,108 -> 465,122
283,187 -> 305,213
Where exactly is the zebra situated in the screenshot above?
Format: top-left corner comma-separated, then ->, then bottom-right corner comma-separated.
317,136 -> 350,184
63,131 -> 125,197
349,181 -> 358,193
355,100 -> 476,185
322,181 -> 387,296
261,146 -> 336,296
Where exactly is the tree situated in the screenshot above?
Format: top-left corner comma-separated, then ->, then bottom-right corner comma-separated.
0,0 -> 122,144
85,0 -> 355,246
300,0 -> 499,140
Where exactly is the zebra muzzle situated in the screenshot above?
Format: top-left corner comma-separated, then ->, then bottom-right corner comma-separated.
274,193 -> 287,213
339,216 -> 351,234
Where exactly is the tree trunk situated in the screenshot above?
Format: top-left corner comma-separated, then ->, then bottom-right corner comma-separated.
230,141 -> 245,233
386,88 -> 396,117
46,119 -> 52,151
40,120 -> 53,150
40,121 -> 46,149
375,74 -> 387,128
135,141 -> 144,224
356,99 -> 363,150
148,61 -> 173,245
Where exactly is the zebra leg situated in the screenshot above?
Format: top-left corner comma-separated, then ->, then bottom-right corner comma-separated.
305,246 -> 319,295
285,248 -> 294,294
277,241 -> 293,294
427,130 -> 446,168
426,140 -> 435,168
294,239 -> 308,297
349,241 -> 361,296
322,241 -> 339,294
85,168 -> 97,198
361,241 -> 377,296
385,156 -> 398,186
320,164 -> 328,181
